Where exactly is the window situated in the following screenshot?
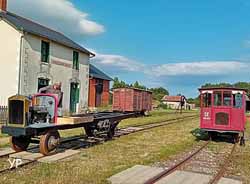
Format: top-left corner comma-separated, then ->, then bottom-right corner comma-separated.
38,78 -> 50,91
202,93 -> 212,107
41,41 -> 50,63
73,51 -> 79,70
214,91 -> 222,106
233,93 -> 243,109
223,92 -> 232,106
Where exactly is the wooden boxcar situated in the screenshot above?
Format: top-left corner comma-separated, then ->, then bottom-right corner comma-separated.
113,88 -> 152,113
199,87 -> 247,143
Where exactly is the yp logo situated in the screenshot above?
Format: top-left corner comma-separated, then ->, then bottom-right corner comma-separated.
8,158 -> 23,169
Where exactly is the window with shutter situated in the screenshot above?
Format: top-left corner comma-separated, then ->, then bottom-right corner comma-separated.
73,51 -> 79,70
41,41 -> 50,63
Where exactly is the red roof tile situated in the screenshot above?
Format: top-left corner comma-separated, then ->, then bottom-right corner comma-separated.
162,96 -> 182,102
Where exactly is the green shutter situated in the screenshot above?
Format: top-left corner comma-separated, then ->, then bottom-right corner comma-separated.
41,41 -> 50,63
73,51 -> 79,70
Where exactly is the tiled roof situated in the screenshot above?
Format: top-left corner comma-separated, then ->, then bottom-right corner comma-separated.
89,64 -> 113,81
162,95 -> 183,102
0,11 -> 94,56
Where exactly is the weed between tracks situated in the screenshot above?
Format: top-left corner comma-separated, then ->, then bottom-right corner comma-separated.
0,115 -> 199,184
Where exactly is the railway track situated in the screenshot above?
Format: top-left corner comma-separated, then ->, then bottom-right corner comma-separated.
144,140 -> 237,184
0,114 -> 198,174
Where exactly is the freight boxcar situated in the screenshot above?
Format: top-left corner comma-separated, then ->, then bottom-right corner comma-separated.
199,87 -> 247,144
112,88 -> 152,114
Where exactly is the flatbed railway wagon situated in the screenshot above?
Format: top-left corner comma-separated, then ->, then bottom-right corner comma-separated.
112,88 -> 152,114
199,87 -> 247,144
2,92 -> 151,155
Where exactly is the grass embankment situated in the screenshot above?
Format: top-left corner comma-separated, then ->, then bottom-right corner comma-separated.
229,118 -> 250,184
0,115 -> 200,184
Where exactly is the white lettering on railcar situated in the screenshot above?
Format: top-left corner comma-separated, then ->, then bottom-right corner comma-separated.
203,112 -> 211,120
97,119 -> 111,129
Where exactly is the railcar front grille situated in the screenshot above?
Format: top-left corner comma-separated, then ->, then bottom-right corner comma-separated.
9,100 -> 24,125
215,112 -> 229,125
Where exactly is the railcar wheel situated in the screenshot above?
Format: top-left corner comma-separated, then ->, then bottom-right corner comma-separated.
40,130 -> 60,156
240,137 -> 245,146
84,126 -> 95,137
233,134 -> 240,144
10,136 -> 30,152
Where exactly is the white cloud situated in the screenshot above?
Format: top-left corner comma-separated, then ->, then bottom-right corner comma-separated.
148,61 -> 248,76
91,51 -> 144,72
8,0 -> 105,37
91,51 -> 249,77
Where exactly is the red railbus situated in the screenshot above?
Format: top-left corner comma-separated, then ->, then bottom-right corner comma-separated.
199,87 -> 247,144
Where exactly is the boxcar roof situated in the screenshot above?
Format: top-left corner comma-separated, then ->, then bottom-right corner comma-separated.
113,87 -> 153,93
199,87 -> 248,92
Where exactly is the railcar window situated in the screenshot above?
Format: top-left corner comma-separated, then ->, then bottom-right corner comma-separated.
214,91 -> 222,106
202,93 -> 212,107
223,92 -> 232,106
233,93 -> 243,108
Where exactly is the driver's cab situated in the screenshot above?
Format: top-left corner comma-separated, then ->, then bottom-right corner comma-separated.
199,87 -> 246,132
32,94 -> 59,124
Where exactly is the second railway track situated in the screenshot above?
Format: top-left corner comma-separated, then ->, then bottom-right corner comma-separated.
144,139 -> 238,184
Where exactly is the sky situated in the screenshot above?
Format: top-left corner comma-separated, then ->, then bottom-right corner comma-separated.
8,0 -> 250,97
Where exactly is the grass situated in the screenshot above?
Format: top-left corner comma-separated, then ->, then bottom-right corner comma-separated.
0,117 -> 200,184
119,110 -> 197,128
229,119 -> 250,184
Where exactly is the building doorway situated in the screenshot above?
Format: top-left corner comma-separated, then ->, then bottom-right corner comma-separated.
70,83 -> 79,113
95,79 -> 103,107
38,78 -> 50,92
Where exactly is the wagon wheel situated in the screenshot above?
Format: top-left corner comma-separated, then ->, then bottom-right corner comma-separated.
10,136 -> 31,152
84,126 -> 95,137
107,122 -> 119,139
40,130 -> 60,156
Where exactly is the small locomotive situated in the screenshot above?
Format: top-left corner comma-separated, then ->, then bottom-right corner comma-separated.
199,87 -> 247,144
2,87 -> 152,155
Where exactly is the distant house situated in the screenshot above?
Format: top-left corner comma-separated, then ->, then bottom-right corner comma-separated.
0,1 -> 94,113
89,65 -> 113,108
162,95 -> 189,110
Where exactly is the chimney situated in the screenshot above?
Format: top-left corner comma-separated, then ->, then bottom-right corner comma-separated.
0,0 -> 7,12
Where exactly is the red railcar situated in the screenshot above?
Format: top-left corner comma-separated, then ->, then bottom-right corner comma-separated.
113,88 -> 152,113
199,87 -> 247,143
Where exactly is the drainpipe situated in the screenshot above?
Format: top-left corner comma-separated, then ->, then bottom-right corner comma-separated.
18,35 -> 24,94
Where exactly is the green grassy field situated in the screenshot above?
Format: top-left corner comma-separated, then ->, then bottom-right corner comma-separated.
0,115 -> 200,184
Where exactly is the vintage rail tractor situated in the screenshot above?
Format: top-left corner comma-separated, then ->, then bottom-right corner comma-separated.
2,93 -> 144,155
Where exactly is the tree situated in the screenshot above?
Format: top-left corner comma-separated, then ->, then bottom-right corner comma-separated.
202,82 -> 250,95
150,87 -> 169,101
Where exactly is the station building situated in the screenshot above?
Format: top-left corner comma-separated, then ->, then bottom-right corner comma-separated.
0,1 -> 95,113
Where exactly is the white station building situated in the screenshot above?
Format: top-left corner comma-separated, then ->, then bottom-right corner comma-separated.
0,1 -> 95,113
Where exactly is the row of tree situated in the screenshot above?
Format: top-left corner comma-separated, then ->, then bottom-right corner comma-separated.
112,77 -> 169,101
187,82 -> 250,107
202,82 -> 250,92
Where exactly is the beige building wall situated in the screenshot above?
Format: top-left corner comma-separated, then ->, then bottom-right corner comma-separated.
0,20 -> 22,105
20,33 -> 90,113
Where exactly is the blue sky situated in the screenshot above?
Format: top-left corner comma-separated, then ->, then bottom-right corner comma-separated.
9,0 -> 250,97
